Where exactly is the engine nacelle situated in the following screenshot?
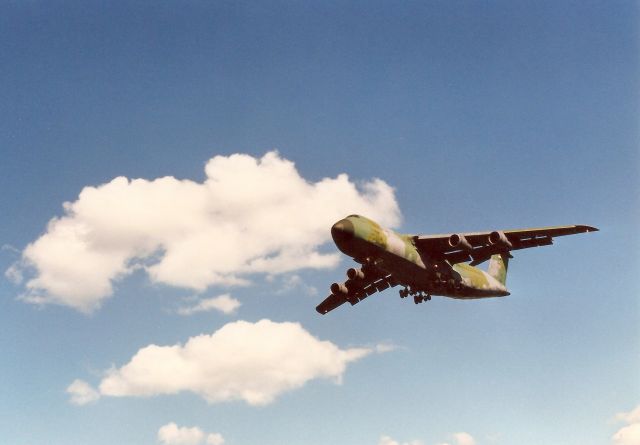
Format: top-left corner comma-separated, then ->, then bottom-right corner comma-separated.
488,231 -> 513,249
448,233 -> 472,250
330,282 -> 349,295
347,268 -> 365,280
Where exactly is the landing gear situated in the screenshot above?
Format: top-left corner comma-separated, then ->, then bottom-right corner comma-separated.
413,293 -> 431,304
400,286 -> 431,304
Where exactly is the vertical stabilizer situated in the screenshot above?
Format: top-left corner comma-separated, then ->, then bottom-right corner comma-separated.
487,253 -> 510,285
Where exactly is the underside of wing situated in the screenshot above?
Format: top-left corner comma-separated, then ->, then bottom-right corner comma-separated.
316,266 -> 399,315
413,224 -> 598,265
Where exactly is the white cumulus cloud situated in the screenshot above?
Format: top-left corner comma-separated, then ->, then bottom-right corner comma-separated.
66,379 -> 100,405
616,405 -> 640,425
452,432 -> 476,445
613,424 -> 640,445
613,405 -> 640,445
157,422 -> 205,445
11,151 -> 400,313
70,319 -> 381,406
437,432 -> 476,445
378,435 -> 424,445
206,433 -> 225,445
177,294 -> 241,315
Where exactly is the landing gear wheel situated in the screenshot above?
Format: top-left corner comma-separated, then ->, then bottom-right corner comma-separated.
414,295 -> 423,304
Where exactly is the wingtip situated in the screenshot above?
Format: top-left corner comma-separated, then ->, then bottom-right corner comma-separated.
577,225 -> 599,233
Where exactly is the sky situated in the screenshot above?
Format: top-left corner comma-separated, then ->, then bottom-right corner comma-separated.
0,2 -> 638,445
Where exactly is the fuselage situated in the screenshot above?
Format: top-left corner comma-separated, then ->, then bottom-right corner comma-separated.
331,215 -> 509,299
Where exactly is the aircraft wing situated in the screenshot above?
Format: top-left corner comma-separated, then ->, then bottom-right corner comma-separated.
316,267 -> 399,315
413,225 -> 598,266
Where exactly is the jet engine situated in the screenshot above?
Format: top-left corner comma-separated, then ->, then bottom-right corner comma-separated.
488,230 -> 513,249
448,233 -> 472,250
330,282 -> 349,295
347,268 -> 365,280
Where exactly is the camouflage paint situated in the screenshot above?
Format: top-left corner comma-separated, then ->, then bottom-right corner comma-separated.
340,215 -> 506,296
349,215 -> 387,249
452,262 -> 507,294
320,214 -> 596,313
347,215 -> 425,268
487,253 -> 509,285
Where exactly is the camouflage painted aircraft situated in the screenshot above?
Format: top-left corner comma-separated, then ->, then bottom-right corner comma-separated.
316,215 -> 598,314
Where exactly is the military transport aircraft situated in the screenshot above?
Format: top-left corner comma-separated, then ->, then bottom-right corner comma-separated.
316,214 -> 598,314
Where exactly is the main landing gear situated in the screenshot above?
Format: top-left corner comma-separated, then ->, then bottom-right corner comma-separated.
399,287 -> 431,304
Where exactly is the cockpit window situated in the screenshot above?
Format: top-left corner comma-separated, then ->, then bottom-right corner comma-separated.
347,214 -> 360,218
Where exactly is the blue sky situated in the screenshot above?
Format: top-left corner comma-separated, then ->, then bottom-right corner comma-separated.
1,2 -> 638,445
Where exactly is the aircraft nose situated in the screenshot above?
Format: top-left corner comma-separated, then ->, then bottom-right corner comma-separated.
331,218 -> 355,248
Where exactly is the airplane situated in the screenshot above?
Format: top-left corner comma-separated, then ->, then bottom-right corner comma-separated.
316,214 -> 598,314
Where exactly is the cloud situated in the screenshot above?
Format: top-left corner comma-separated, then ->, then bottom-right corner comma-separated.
11,151 -> 400,313
177,294 -> 241,315
437,432 -> 476,445
206,433 -> 225,445
374,343 -> 398,354
452,432 -> 476,445
70,319 -> 382,406
5,263 -> 23,284
275,274 -> 318,296
613,405 -> 640,445
613,424 -> 640,445
378,435 -> 424,445
66,379 -> 100,405
616,405 -> 640,424
156,424 -> 225,445
1,244 -> 20,254
157,423 -> 206,445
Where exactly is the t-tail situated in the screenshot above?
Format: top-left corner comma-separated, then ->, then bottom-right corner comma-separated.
487,253 -> 511,285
